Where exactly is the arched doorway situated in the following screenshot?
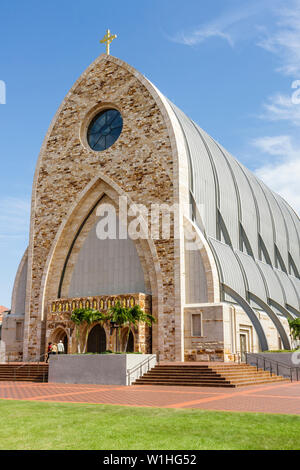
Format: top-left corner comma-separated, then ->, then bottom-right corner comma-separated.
122,328 -> 135,353
126,330 -> 134,352
87,324 -> 107,353
62,334 -> 68,353
50,327 -> 68,354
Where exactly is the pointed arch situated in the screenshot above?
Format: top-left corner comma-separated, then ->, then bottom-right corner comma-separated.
59,194 -> 148,299
11,247 -> 28,315
183,216 -> 220,303
87,324 -> 107,353
223,285 -> 269,351
248,293 -> 291,349
38,173 -> 163,357
49,326 -> 69,354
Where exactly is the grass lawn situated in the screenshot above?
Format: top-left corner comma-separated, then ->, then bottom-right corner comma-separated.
0,399 -> 300,450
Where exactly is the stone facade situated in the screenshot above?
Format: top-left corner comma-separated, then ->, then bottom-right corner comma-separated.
184,304 -> 226,362
46,293 -> 152,355
184,302 -> 291,363
22,54 -> 186,362
1,314 -> 24,362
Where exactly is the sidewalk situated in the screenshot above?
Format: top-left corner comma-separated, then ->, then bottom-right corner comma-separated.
0,380 -> 299,414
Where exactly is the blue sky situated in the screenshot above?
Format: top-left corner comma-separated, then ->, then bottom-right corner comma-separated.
0,0 -> 300,307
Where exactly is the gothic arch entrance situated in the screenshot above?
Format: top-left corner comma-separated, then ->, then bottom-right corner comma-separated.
42,175 -> 163,358
127,330 -> 134,353
122,328 -> 135,353
87,324 -> 107,353
50,327 -> 69,354
62,334 -> 68,354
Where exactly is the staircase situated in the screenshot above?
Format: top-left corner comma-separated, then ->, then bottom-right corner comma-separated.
133,363 -> 288,388
0,363 -> 49,382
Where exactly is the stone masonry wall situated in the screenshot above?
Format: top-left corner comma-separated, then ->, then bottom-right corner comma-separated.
24,55 -> 179,361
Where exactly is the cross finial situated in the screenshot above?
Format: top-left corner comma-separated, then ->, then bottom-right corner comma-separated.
100,29 -> 117,55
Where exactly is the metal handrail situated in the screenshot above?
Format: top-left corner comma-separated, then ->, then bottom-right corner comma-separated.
246,352 -> 297,370
246,352 -> 300,382
14,353 -> 48,382
126,354 -> 157,385
235,352 -> 242,364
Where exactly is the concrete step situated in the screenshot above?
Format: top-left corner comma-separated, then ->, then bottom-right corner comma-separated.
135,381 -> 235,388
133,363 -> 287,388
0,370 -> 48,374
144,371 -> 274,379
136,377 -> 228,384
230,376 -> 287,383
152,367 -> 258,373
0,363 -> 48,382
0,363 -> 48,367
136,374 -> 222,378
144,372 -> 222,377
135,375 -> 285,384
137,369 -> 286,379
0,370 -> 48,373
0,377 -> 47,382
211,372 -> 276,378
233,378 -> 288,387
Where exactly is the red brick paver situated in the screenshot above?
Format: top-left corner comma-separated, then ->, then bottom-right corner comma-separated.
0,381 -> 299,414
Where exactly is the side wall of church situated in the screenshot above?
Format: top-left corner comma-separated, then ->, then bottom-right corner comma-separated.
1,249 -> 28,361
223,305 -> 291,360
184,302 -> 291,362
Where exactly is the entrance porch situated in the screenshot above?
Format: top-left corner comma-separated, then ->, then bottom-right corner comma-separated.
46,293 -> 152,356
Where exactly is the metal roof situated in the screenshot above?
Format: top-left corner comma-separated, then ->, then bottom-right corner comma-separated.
208,238 -> 245,298
167,97 -> 300,316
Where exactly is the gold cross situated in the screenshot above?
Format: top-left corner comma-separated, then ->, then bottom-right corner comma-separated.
100,29 -> 117,55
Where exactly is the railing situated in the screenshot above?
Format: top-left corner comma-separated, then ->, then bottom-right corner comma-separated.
5,353 -> 23,364
126,354 -> 157,385
231,352 -> 242,363
246,352 -> 300,382
13,353 -> 48,382
49,293 -> 151,316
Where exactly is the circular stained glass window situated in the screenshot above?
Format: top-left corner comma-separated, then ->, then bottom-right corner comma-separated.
87,109 -> 123,151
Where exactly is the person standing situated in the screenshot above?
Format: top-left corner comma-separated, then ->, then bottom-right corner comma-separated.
46,342 -> 52,363
51,343 -> 58,355
57,340 -> 65,354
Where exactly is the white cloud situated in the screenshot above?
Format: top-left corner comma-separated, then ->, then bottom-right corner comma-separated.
254,3 -> 300,214
169,1 -> 300,215
261,91 -> 300,125
252,135 -> 294,155
170,3 -> 264,47
252,135 -> 300,214
177,28 -> 234,47
258,0 -> 300,76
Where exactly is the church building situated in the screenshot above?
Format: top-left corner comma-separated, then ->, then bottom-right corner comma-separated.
2,46 -> 300,362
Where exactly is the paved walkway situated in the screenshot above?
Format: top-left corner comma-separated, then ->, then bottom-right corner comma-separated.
0,381 -> 300,414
